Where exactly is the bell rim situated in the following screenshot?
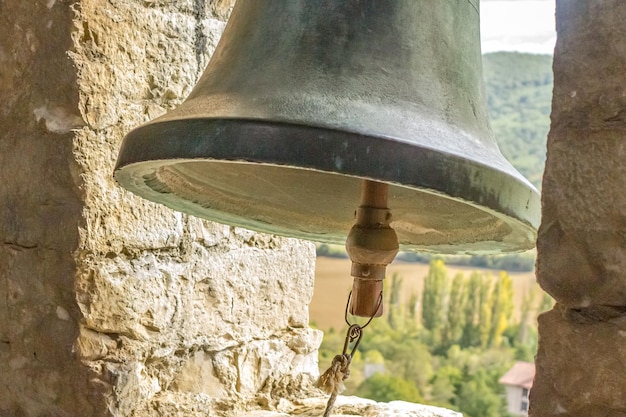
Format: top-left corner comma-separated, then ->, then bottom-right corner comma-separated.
114,117 -> 540,253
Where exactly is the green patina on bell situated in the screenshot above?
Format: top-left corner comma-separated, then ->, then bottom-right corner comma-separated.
114,0 -> 539,255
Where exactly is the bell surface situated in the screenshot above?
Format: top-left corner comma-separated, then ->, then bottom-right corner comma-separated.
115,0 -> 540,254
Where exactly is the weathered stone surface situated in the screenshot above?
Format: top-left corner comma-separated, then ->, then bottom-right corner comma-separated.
218,396 -> 462,417
533,2 -> 626,416
68,0 -> 325,414
531,306 -> 626,417
288,396 -> 463,416
537,0 -> 626,307
0,1 -> 102,415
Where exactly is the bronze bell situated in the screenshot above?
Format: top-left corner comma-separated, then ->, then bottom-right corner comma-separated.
114,0 -> 540,317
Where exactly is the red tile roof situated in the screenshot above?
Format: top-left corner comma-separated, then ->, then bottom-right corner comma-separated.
499,361 -> 535,389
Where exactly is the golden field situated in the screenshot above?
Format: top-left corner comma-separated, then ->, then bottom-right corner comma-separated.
310,257 -> 538,331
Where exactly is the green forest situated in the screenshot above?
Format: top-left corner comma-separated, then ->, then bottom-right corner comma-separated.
317,260 -> 553,417
483,52 -> 553,189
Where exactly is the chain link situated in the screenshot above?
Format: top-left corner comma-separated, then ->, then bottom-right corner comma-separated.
318,290 -> 383,416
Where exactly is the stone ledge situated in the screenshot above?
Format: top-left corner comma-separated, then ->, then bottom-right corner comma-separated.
241,396 -> 461,417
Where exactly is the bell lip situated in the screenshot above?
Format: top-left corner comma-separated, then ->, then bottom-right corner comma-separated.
114,117 -> 540,253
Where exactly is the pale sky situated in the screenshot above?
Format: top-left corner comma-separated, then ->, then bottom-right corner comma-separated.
480,0 -> 556,55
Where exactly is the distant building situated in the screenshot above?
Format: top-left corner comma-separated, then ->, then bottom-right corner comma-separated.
499,361 -> 535,416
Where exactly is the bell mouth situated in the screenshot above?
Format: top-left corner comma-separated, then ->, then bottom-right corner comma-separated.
114,119 -> 539,254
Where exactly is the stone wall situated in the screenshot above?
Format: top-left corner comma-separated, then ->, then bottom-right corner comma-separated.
0,1 -> 92,415
532,1 -> 626,416
0,1 -> 321,416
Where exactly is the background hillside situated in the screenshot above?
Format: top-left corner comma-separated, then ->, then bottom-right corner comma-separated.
483,52 -> 553,189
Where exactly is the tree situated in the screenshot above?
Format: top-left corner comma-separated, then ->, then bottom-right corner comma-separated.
421,259 -> 448,347
455,371 -> 503,417
364,349 -> 384,364
489,271 -> 514,348
387,272 -> 404,329
461,271 -> 483,348
516,289 -> 537,346
356,373 -> 423,403
443,273 -> 467,348
388,272 -> 403,306
478,274 -> 493,349
407,291 -> 419,320
483,52 -> 553,189
388,340 -> 434,393
429,365 -> 463,408
318,327 -> 344,369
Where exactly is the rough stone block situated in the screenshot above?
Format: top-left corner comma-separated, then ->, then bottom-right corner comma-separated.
531,305 -> 626,416
537,130 -> 626,307
537,0 -> 626,307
